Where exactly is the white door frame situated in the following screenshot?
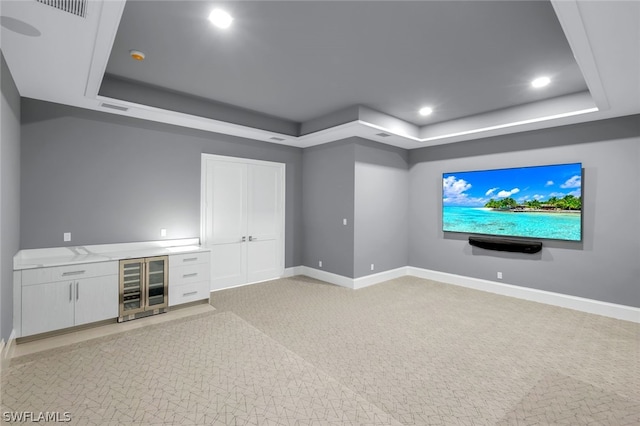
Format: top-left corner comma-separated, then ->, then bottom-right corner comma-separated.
200,154 -> 286,288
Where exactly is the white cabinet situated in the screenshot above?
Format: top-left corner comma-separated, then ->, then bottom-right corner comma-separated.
168,252 -> 211,306
19,262 -> 118,337
22,281 -> 75,336
76,275 -> 119,325
201,155 -> 285,290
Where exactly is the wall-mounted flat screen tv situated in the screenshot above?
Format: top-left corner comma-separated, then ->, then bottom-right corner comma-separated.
442,163 -> 583,241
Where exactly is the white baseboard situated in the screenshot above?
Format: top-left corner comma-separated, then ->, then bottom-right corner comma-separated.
1,330 -> 16,373
283,266 -> 304,278
408,267 -> 640,323
213,264 -> 639,323
298,266 -> 408,290
298,266 -> 355,289
353,267 -> 408,289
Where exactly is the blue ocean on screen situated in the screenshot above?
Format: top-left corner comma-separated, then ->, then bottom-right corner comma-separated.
443,206 -> 581,241
442,163 -> 583,241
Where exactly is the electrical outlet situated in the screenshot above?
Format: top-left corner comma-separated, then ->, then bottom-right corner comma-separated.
63,232 -> 71,242
371,264 -> 375,271
343,218 -> 347,226
319,260 -> 323,268
497,272 -> 503,279
160,228 -> 167,237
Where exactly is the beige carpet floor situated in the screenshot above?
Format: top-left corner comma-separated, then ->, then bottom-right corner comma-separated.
2,275 -> 639,425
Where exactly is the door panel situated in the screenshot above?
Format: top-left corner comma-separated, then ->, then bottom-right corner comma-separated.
247,165 -> 281,240
210,243 -> 246,289
206,160 -> 246,245
247,240 -> 280,283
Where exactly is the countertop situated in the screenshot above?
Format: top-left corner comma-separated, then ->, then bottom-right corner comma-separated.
14,239 -> 210,270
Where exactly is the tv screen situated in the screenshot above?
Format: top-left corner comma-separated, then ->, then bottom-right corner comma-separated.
442,163 -> 583,241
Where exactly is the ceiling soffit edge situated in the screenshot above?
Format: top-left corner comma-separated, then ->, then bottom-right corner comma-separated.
28,0 -> 621,150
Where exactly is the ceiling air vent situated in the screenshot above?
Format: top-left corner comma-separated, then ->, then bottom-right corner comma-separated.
36,0 -> 87,18
269,137 -> 286,142
376,132 -> 391,138
100,103 -> 129,112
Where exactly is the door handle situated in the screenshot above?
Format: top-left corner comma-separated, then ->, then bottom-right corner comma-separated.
249,236 -> 256,242
241,236 -> 246,242
69,283 -> 72,302
76,282 -> 79,300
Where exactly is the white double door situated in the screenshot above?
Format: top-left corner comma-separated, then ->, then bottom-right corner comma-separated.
201,155 -> 285,290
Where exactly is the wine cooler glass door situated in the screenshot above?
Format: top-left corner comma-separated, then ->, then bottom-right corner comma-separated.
119,259 -> 146,316
146,256 -> 168,308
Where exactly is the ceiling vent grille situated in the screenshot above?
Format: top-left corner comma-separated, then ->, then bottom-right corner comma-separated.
36,0 -> 87,18
376,132 -> 391,138
269,136 -> 286,142
100,103 -> 129,112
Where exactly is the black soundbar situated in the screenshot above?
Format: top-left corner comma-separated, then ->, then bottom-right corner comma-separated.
468,236 -> 542,254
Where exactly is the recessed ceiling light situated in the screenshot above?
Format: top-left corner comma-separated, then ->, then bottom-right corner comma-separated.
419,106 -> 433,116
208,8 -> 233,29
531,76 -> 551,88
129,50 -> 145,61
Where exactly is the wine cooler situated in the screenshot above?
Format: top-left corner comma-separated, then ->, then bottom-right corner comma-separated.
119,256 -> 168,322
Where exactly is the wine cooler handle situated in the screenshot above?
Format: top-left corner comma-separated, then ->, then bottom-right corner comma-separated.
76,282 -> 79,300
69,283 -> 72,302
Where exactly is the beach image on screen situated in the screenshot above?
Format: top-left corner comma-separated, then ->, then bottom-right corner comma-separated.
442,163 -> 582,241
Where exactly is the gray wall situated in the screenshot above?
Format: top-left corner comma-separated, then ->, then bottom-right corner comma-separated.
409,115 -> 640,307
20,99 -> 303,268
302,139 -> 355,277
1,52 -> 21,341
354,140 -> 409,278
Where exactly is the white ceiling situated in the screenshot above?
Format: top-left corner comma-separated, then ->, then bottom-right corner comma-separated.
1,0 -> 638,149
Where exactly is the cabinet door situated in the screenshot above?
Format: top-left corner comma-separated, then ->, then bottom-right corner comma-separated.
75,276 -> 118,326
22,281 -> 74,336
146,257 -> 168,309
120,259 -> 145,316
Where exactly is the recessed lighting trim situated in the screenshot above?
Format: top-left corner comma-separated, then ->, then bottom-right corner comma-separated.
129,50 -> 145,61
531,76 -> 551,88
419,106 -> 433,116
208,8 -> 233,29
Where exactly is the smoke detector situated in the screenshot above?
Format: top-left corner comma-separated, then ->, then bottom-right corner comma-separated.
129,50 -> 145,61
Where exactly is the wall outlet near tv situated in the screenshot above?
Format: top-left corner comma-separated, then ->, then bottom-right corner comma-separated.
63,232 -> 71,242
497,272 -> 503,279
318,260 -> 322,268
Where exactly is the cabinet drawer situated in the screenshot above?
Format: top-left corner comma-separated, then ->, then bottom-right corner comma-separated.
22,262 -> 118,285
169,281 -> 209,306
169,252 -> 210,267
169,263 -> 210,285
